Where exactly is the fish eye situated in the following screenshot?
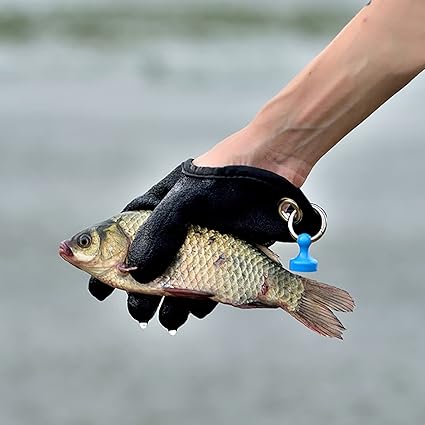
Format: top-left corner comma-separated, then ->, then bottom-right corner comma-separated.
77,233 -> 92,248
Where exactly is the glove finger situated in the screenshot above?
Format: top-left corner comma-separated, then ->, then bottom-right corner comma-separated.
189,299 -> 218,319
127,293 -> 162,325
88,277 -> 115,301
123,163 -> 183,212
127,185 -> 192,283
158,297 -> 191,333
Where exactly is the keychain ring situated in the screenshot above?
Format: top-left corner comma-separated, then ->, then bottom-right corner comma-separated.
278,198 -> 303,224
288,203 -> 327,242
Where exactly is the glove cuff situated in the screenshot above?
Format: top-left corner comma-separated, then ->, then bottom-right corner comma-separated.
182,159 -> 295,188
182,159 -> 321,237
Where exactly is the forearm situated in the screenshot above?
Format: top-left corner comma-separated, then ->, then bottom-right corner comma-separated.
196,0 -> 425,186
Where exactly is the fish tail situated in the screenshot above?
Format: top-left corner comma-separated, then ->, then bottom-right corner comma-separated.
282,277 -> 355,339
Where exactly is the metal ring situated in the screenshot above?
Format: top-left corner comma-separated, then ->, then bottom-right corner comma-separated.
288,203 -> 327,242
278,198 -> 303,224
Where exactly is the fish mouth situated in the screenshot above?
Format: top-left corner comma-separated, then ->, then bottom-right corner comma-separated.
59,240 -> 73,259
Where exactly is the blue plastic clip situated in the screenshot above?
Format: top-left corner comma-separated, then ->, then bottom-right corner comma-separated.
289,233 -> 318,272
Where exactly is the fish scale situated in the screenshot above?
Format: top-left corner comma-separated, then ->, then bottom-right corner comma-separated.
60,211 -> 355,338
116,211 -> 300,307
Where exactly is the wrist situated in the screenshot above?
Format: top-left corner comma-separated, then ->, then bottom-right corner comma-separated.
194,123 -> 313,187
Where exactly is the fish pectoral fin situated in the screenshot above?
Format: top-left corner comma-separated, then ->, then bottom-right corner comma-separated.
163,288 -> 214,300
117,263 -> 138,274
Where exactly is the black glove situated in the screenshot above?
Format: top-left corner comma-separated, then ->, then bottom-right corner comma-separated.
89,159 -> 321,333
89,164 -> 218,331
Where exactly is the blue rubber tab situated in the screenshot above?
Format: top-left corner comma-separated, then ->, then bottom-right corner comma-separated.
289,233 -> 318,272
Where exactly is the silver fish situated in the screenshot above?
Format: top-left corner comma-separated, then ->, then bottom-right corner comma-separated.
59,211 -> 355,338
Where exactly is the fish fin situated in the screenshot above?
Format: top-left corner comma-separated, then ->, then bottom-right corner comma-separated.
117,264 -> 138,274
255,244 -> 281,265
163,288 -> 214,300
239,301 -> 276,309
282,278 -> 355,339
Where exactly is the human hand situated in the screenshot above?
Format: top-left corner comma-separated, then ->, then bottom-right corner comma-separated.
100,159 -> 321,333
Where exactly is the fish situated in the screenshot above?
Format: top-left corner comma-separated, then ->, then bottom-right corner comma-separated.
59,211 -> 355,339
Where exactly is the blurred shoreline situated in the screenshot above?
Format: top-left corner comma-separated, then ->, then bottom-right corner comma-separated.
0,4 -> 354,43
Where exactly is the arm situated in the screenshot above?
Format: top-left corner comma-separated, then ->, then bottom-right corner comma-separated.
195,0 -> 425,187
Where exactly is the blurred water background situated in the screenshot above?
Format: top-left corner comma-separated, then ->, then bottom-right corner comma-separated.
1,0 -> 424,424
